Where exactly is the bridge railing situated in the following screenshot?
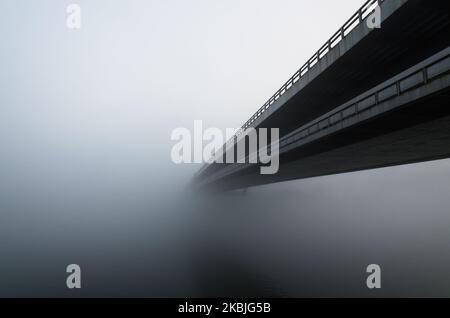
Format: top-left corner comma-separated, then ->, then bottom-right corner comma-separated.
197,0 -> 382,177
237,0 -> 382,134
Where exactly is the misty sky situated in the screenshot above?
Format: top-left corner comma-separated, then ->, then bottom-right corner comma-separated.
0,0 -> 364,190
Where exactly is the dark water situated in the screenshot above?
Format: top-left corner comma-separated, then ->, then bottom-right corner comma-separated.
1,159 -> 450,297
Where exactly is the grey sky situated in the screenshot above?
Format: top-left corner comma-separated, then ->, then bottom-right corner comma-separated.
0,0 -> 363,188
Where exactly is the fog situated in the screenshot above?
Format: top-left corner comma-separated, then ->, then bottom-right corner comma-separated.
1,0 -> 450,297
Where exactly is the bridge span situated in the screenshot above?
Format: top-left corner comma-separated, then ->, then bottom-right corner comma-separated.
195,0 -> 450,191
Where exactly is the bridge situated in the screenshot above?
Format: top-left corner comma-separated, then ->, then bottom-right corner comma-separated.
194,0 -> 450,191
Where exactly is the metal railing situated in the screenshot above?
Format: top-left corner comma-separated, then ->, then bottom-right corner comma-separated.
198,0 -> 382,177
237,0 -> 382,134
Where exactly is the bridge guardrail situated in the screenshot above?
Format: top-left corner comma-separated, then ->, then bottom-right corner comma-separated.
197,0 -> 383,177
238,0 -> 383,133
